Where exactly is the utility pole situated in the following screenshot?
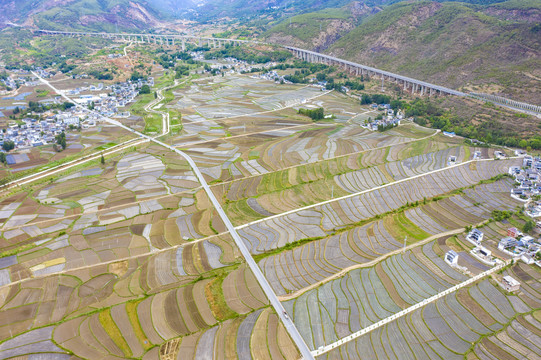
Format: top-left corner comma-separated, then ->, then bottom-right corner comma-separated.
331,185 -> 334,199
403,236 -> 407,253
381,76 -> 384,92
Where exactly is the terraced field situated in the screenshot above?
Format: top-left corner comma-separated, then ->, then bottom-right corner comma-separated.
256,178 -> 518,295
1,68 -> 538,360
238,159 -> 519,255
312,269 -> 540,359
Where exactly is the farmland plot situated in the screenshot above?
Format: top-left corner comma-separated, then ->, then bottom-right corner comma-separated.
2,65 -> 537,360
0,233 -> 239,343
312,270 -> 539,359
48,263 -> 276,360
0,187 -> 224,285
0,146 -> 226,285
281,245 -> 471,351
471,311 -> 541,360
239,160 -> 520,257
214,129 -> 446,207
158,307 -> 300,360
224,151 -> 517,225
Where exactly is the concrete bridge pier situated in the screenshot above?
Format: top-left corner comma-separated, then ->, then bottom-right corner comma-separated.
181,39 -> 186,51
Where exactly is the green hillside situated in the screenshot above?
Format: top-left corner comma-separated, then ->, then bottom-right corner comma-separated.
328,0 -> 541,103
266,8 -> 352,43
263,2 -> 377,51
35,0 -> 162,31
0,0 -> 165,31
265,0 -> 540,103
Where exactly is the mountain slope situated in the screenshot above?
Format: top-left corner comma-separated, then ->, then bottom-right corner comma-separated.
266,0 -> 541,104
264,2 -> 380,52
0,0 -> 166,31
191,0 -> 354,21
328,0 -> 541,103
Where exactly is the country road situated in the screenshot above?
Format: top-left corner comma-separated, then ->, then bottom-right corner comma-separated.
34,72 -> 316,360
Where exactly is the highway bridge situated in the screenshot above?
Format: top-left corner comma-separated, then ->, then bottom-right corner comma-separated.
37,30 -> 540,115
38,29 -> 254,51
284,46 -> 466,97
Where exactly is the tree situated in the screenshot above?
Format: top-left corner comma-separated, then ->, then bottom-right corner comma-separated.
88,101 -> 95,110
130,71 -> 145,81
56,132 -> 66,150
0,152 -> 6,164
100,153 -> 105,165
360,94 -> 372,105
139,85 -> 151,94
523,220 -> 535,233
298,107 -> 324,121
2,140 -> 14,152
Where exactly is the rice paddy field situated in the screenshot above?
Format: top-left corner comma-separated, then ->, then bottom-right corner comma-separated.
0,69 -> 538,360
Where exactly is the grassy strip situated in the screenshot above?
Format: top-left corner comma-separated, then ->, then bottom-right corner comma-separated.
126,300 -> 153,351
205,275 -> 238,321
129,93 -> 162,134
384,211 -> 430,243
253,236 -> 325,263
0,243 -> 36,258
464,307 -> 538,357
98,308 -> 132,357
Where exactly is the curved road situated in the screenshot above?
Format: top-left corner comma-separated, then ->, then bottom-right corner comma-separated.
33,72 -> 314,360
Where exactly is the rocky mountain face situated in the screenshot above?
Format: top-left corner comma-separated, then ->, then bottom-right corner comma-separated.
0,0 -> 166,30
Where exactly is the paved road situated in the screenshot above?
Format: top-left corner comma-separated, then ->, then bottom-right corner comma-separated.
35,73 -> 315,360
